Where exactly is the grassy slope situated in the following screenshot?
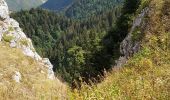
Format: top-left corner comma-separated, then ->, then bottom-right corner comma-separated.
0,42 -> 66,99
68,0 -> 170,99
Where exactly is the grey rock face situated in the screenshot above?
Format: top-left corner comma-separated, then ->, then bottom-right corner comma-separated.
120,8 -> 149,58
115,57 -> 127,67
0,0 -> 55,80
116,8 -> 149,67
42,58 -> 55,79
0,0 -> 9,20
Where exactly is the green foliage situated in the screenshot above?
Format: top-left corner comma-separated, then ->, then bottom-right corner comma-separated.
11,6 -> 121,84
8,27 -> 14,32
67,46 -> 85,82
2,27 -> 15,42
3,0 -> 170,99
19,39 -> 29,46
68,0 -> 170,98
137,0 -> 150,13
11,0 -> 142,85
102,0 -> 142,69
124,47 -> 151,67
67,46 -> 85,66
131,27 -> 143,42
2,34 -> 14,43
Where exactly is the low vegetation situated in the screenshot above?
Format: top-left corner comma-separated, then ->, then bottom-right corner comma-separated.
0,42 -> 66,100
2,34 -> 14,42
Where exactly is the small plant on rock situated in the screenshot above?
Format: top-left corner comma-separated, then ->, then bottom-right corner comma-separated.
19,39 -> 29,46
2,34 -> 14,42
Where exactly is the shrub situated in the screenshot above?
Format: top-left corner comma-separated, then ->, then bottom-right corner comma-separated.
19,39 -> 29,46
2,34 -> 14,42
8,27 -> 14,32
131,27 -> 143,42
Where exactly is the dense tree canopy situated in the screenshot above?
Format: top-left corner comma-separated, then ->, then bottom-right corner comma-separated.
11,0 -> 140,86
11,8 -> 120,84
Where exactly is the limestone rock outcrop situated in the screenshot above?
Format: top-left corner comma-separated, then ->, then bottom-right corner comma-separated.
116,8 -> 149,67
0,0 -> 9,20
120,8 -> 149,58
0,0 -> 54,79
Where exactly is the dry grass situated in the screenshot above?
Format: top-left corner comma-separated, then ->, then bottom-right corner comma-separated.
0,42 -> 67,100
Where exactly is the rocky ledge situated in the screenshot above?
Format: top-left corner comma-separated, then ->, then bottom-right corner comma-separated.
0,0 -> 54,80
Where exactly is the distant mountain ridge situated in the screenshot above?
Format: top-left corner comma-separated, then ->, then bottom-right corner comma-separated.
65,0 -> 123,19
6,0 -> 47,11
41,0 -> 75,11
41,0 -> 123,19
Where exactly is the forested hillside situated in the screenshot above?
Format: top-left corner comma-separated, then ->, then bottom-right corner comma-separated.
41,0 -> 74,11
11,0 -> 144,86
69,0 -> 170,99
11,6 -> 122,84
11,0 -> 145,86
65,0 -> 123,19
41,0 -> 123,19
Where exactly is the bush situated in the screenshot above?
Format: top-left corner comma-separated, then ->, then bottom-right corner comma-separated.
19,39 -> 29,46
2,34 -> 14,42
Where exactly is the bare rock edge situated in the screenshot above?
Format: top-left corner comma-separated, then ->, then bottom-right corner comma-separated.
0,0 -> 55,80
116,8 -> 149,67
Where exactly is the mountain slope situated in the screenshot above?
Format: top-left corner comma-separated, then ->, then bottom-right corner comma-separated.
11,6 -> 122,84
41,0 -> 74,11
41,0 -> 123,19
65,0 -> 123,19
70,0 -> 170,99
1,0 -> 169,99
6,0 -> 47,11
0,42 -> 66,99
0,0 -> 66,99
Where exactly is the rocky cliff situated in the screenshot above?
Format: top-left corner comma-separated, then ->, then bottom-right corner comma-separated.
0,0 -> 54,81
116,8 -> 149,67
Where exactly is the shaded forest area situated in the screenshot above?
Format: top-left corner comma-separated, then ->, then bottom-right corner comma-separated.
11,0 -> 141,86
